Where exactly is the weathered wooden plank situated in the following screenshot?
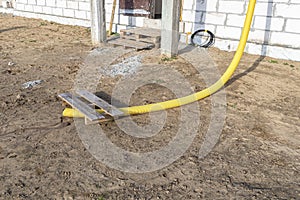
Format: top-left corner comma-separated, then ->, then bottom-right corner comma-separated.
85,116 -> 113,125
107,38 -> 154,50
58,93 -> 105,121
120,27 -> 161,39
121,34 -> 161,45
76,90 -> 124,117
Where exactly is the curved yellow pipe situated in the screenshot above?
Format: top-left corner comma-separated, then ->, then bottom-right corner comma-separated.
63,0 -> 256,118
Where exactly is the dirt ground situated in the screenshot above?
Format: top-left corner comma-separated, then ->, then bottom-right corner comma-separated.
0,13 -> 299,199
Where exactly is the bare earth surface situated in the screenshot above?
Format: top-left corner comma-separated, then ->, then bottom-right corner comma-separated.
0,14 -> 299,199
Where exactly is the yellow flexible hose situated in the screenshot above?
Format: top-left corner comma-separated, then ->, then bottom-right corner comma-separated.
63,0 -> 256,118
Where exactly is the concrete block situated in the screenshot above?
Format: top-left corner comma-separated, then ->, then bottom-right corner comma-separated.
216,25 -> 242,40
42,6 -> 52,14
63,8 -> 74,17
271,32 -> 300,48
205,13 -> 227,25
56,0 -> 67,8
248,29 -> 271,44
285,19 -> 300,33
75,10 -> 86,19
18,0 -> 28,5
218,0 -> 245,14
53,7 -> 63,16
226,14 -> 245,27
182,0 -> 194,10
78,1 -> 90,11
27,0 -> 36,5
33,5 -> 42,13
253,16 -> 284,31
36,0 -> 45,6
67,1 -> 78,10
24,4 -> 33,12
46,0 -> 56,7
275,3 -> 300,18
135,16 -> 144,27
193,23 -> 216,33
15,3 -> 25,10
250,2 -> 274,16
118,16 -> 144,27
119,15 -> 129,25
181,10 -> 198,22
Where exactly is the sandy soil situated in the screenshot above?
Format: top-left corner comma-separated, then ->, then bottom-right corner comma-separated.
0,13 -> 300,199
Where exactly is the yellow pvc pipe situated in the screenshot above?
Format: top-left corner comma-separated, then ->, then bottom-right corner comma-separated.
63,0 -> 256,118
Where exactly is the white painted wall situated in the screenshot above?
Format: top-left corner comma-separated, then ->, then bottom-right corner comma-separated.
0,0 -> 300,61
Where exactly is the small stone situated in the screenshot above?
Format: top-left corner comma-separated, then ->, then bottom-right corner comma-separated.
8,62 -> 15,66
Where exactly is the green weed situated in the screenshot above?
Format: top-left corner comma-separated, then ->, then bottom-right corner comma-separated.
161,56 -> 177,62
268,60 -> 278,64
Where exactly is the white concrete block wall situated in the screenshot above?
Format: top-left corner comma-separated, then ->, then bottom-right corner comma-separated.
181,0 -> 300,61
11,0 -> 91,26
0,0 -> 300,61
5,0 -> 145,30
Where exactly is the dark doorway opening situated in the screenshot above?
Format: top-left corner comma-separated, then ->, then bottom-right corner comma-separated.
119,0 -> 162,19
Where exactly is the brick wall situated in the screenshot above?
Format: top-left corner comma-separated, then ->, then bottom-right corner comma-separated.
1,0 -> 300,61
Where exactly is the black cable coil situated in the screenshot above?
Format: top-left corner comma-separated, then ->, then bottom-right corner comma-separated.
191,29 -> 215,48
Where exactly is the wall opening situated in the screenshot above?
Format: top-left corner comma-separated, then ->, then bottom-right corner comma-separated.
119,0 -> 161,19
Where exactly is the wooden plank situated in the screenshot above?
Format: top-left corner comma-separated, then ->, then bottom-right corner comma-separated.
76,90 -> 124,117
107,38 -> 154,50
58,93 -> 105,121
120,27 -> 161,39
85,117 -> 113,125
121,34 -> 161,44
108,38 -> 154,49
120,28 -> 161,38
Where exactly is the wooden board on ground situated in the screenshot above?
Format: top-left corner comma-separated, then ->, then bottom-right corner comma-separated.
120,27 -> 161,39
76,90 -> 124,117
121,35 -> 161,48
107,38 -> 154,50
58,93 -> 105,121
